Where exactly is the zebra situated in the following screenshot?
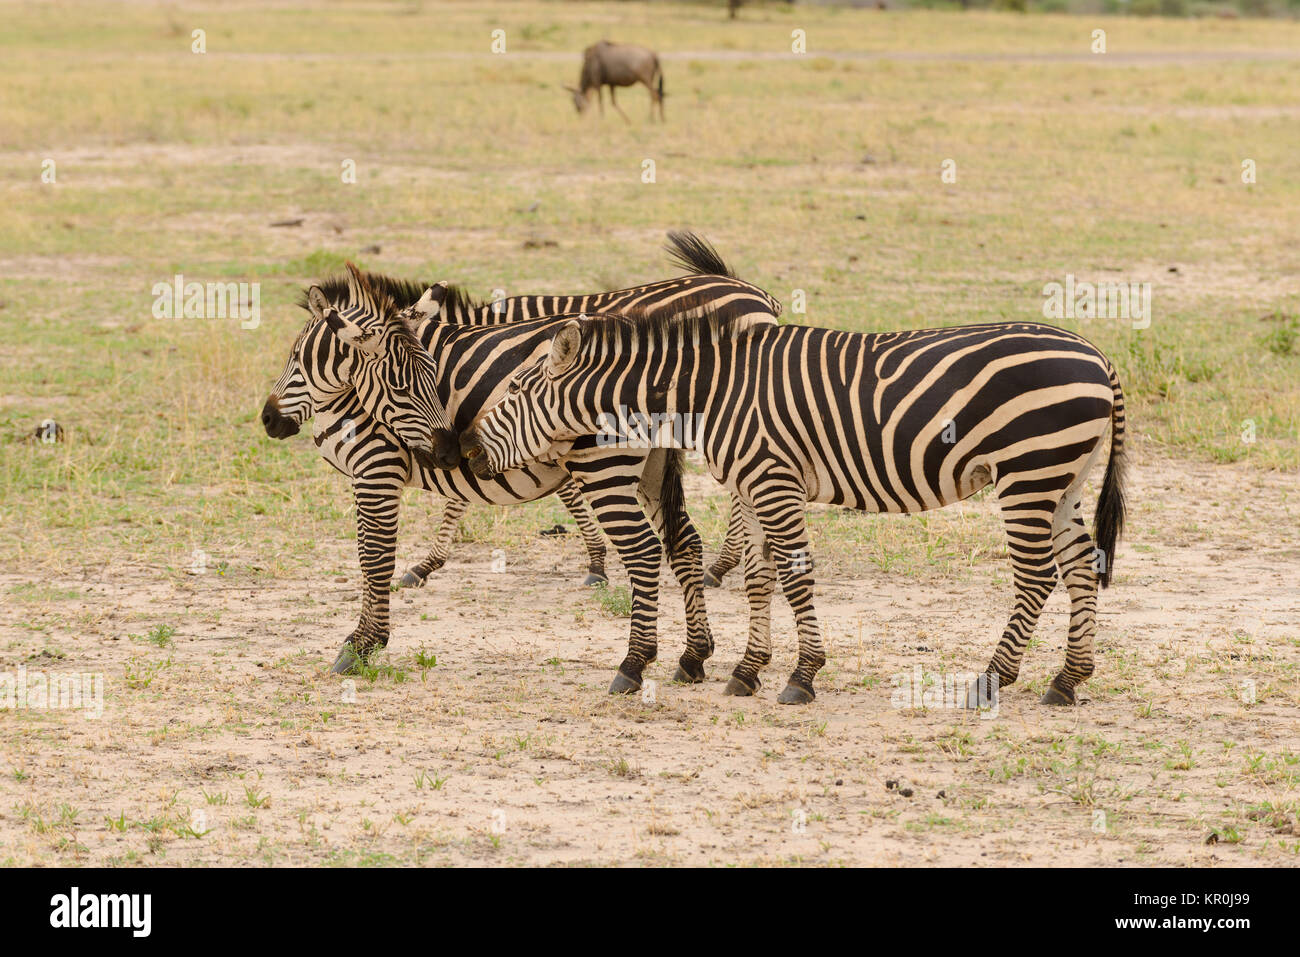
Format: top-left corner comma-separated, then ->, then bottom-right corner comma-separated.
276,277 -> 701,681
263,275 -> 610,587
261,231 -> 776,589
265,256 -> 780,688
461,311 -> 1128,707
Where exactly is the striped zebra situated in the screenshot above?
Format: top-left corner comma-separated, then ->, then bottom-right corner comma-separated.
461,312 -> 1128,707
262,247 -> 780,685
272,278 -> 701,680
264,275 -> 610,586
261,231 -> 775,589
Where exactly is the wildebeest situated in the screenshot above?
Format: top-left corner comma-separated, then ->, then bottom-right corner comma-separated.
565,41 -> 665,122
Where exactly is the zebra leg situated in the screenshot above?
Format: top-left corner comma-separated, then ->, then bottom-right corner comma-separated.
772,547 -> 825,704
640,467 -> 714,684
556,480 -> 609,586
724,533 -> 776,696
747,483 -> 825,704
972,504 -> 1059,704
563,464 -> 664,695
331,485 -> 399,675
703,494 -> 746,587
1043,510 -> 1100,705
397,499 -> 468,588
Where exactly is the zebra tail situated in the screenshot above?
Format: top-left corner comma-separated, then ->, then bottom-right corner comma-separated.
1093,365 -> 1127,589
659,449 -> 687,555
663,230 -> 782,319
664,231 -> 736,278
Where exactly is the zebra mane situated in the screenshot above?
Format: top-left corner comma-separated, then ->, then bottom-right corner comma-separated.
296,267 -> 436,359
580,295 -> 748,351
664,230 -> 735,279
295,269 -> 431,318
442,283 -> 485,317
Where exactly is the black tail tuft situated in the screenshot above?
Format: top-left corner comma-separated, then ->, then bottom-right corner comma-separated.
665,231 -> 735,278
1093,414 -> 1127,589
659,449 -> 687,553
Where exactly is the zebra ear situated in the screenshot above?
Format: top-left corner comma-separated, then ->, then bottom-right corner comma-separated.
324,310 -> 382,356
306,287 -> 332,323
410,282 -> 449,320
546,320 -> 583,377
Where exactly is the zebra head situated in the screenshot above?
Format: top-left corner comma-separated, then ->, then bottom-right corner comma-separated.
261,335 -> 313,439
461,318 -> 592,478
305,271 -> 460,471
262,267 -> 436,442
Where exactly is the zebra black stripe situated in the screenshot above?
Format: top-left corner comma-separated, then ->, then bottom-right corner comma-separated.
465,314 -> 1127,707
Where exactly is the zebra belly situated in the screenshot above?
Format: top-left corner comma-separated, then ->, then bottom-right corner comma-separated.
413,460 -> 570,505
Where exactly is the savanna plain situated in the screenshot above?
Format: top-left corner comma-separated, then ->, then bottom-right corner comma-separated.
0,0 -> 1297,865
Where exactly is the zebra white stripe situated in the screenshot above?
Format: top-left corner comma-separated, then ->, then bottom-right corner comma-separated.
261,232 -> 778,589
262,243 -> 783,686
279,287 -> 706,681
463,312 -> 1128,707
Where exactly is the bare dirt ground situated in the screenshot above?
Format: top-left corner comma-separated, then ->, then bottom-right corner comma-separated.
1,438 -> 1296,866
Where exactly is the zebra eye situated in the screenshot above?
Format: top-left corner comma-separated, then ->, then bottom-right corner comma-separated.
508,381 -> 520,395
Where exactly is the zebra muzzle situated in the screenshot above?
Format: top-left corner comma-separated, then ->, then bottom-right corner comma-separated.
261,396 -> 300,439
409,444 -> 441,473
430,428 -> 462,470
459,430 -> 495,478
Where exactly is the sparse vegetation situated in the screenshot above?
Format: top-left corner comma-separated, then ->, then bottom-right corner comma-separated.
0,1 -> 1295,867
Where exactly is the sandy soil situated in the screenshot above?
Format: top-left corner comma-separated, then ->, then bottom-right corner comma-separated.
1,439 -> 1296,866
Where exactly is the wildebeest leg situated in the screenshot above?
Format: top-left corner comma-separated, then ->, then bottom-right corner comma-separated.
645,78 -> 660,121
609,86 -> 630,123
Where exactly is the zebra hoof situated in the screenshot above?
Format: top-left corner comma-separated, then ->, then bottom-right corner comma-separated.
608,671 -> 641,695
397,569 -> 427,589
702,568 -> 724,588
777,681 -> 815,705
723,674 -> 759,696
672,656 -> 706,684
581,571 -> 608,586
1040,684 -> 1075,706
329,645 -> 363,675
